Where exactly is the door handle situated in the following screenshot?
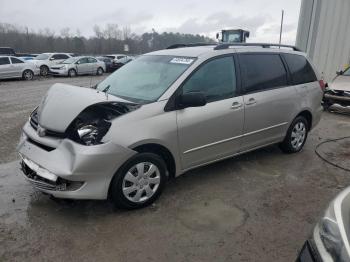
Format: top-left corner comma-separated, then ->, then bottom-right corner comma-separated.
245,98 -> 257,105
231,101 -> 242,109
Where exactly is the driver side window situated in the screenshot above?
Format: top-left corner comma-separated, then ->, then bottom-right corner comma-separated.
182,56 -> 236,103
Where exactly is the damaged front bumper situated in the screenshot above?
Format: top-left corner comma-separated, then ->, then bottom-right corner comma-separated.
323,89 -> 350,114
17,121 -> 136,199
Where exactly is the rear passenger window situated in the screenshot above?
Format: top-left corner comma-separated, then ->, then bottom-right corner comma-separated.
11,57 -> 24,64
182,56 -> 236,103
283,54 -> 317,85
240,54 -> 288,93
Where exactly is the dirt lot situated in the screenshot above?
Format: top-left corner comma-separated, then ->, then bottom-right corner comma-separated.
0,76 -> 349,262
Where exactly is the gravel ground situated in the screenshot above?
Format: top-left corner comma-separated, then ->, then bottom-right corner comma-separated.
0,76 -> 349,262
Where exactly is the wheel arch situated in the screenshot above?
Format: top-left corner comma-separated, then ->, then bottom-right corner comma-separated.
132,143 -> 176,179
295,110 -> 313,130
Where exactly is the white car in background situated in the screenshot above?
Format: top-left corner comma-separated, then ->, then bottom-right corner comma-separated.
49,56 -> 106,77
0,56 -> 40,80
104,54 -> 126,62
30,53 -> 73,76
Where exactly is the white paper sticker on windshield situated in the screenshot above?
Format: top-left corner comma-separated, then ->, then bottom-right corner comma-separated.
170,57 -> 194,64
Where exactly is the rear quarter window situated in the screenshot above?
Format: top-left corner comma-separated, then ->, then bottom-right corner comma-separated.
239,54 -> 288,93
283,54 -> 317,85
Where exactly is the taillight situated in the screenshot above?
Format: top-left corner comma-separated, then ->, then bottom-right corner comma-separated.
319,80 -> 326,91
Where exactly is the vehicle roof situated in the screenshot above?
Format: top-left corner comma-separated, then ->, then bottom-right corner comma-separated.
146,45 -> 306,58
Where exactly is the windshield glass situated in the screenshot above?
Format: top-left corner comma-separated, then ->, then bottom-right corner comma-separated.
97,55 -> 195,103
343,67 -> 350,76
62,57 -> 78,64
35,54 -> 49,60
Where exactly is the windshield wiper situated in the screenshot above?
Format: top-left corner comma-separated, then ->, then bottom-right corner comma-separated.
102,85 -> 110,93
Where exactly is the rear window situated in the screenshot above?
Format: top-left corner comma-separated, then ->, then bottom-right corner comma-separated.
283,54 -> 317,85
240,54 -> 288,93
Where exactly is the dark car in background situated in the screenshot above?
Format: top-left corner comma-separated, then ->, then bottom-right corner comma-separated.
96,56 -> 113,72
0,47 -> 16,56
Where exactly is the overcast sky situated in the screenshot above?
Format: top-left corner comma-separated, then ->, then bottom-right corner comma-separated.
0,0 -> 301,44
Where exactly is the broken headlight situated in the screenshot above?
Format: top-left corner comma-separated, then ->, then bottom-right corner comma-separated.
68,118 -> 111,146
66,102 -> 140,146
313,188 -> 350,262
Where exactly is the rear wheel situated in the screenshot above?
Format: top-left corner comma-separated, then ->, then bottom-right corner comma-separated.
110,153 -> 167,209
280,116 -> 308,153
22,70 -> 34,80
40,65 -> 49,76
97,67 -> 104,75
68,69 -> 77,77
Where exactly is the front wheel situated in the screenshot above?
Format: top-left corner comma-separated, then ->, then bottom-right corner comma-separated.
22,70 -> 34,80
110,153 -> 167,209
68,69 -> 77,77
279,116 -> 309,153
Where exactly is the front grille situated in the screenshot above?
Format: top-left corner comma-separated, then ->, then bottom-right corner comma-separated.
21,161 -> 84,192
21,161 -> 57,190
30,110 -> 66,139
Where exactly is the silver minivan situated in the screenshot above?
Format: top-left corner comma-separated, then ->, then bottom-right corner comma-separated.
17,44 -> 324,209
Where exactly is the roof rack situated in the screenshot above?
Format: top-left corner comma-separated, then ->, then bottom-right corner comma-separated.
166,43 -> 216,49
213,43 -> 301,51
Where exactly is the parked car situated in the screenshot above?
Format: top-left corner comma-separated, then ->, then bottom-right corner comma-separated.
103,54 -> 133,71
0,47 -> 16,56
0,56 -> 40,80
96,56 -> 113,72
323,67 -> 350,114
111,55 -> 135,71
297,186 -> 350,261
104,54 -> 127,62
30,53 -> 73,76
18,43 -> 323,209
49,56 -> 105,77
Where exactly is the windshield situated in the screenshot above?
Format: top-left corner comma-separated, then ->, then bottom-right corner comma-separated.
35,54 -> 49,60
97,55 -> 195,103
62,57 -> 78,64
343,67 -> 350,76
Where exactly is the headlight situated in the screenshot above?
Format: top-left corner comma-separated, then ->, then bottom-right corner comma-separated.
319,217 -> 344,260
313,188 -> 350,262
77,125 -> 100,146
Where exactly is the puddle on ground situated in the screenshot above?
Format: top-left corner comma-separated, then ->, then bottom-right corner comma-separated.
176,199 -> 246,233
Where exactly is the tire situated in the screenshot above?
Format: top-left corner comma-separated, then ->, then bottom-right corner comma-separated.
97,67 -> 104,75
22,70 -> 34,80
279,116 -> 309,154
110,152 -> 167,209
68,69 -> 77,77
40,65 -> 49,76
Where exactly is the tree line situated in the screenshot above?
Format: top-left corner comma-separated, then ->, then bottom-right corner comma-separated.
0,23 -> 214,55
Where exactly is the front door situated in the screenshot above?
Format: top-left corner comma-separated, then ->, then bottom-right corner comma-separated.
76,58 -> 90,74
177,56 -> 244,170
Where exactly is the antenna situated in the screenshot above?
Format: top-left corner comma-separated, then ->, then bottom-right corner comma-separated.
279,10 -> 284,47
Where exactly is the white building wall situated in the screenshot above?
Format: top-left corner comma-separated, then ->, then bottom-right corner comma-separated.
296,0 -> 350,82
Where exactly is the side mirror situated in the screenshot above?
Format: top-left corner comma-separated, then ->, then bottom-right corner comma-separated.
336,70 -> 344,75
216,33 -> 219,39
178,92 -> 207,109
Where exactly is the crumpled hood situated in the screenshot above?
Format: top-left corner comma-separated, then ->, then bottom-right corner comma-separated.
36,83 -> 131,132
330,76 -> 350,92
